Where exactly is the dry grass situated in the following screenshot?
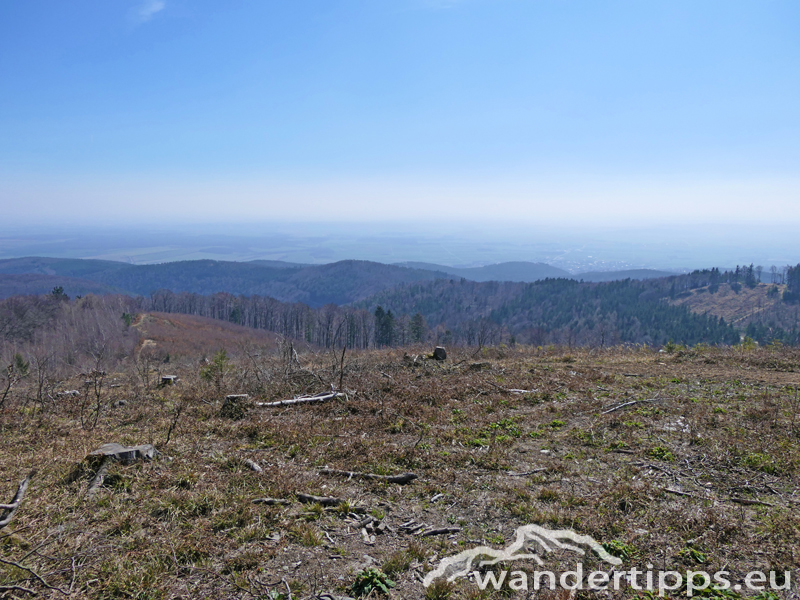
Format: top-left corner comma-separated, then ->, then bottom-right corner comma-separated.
133,312 -> 281,360
1,342 -> 800,599
670,283 -> 787,328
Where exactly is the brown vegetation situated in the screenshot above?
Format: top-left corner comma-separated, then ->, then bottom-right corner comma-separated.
1,331 -> 799,598
133,312 -> 280,360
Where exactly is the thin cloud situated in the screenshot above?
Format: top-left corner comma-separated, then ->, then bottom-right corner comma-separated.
132,0 -> 165,24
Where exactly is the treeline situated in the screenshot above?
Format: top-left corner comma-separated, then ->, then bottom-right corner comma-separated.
4,266 -> 794,359
147,277 -> 741,348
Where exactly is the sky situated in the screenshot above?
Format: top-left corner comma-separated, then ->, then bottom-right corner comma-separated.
1,0 -> 799,227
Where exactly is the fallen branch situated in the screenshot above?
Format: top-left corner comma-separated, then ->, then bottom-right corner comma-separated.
0,555 -> 69,595
487,381 -> 536,394
602,399 -> 657,414
257,391 -> 345,407
421,527 -> 461,537
242,458 -> 262,473
506,468 -> 548,477
318,469 -> 418,485
398,520 -> 425,534
0,584 -> 37,595
296,493 -> 344,507
730,497 -> 775,508
252,497 -> 290,506
663,488 -> 702,499
86,457 -> 111,500
0,471 -> 34,529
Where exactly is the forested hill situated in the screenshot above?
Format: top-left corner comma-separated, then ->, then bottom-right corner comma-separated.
0,258 -> 450,306
358,277 -> 739,347
0,277 -> 747,349
393,261 -> 676,283
0,257 -> 680,303
394,261 -> 570,282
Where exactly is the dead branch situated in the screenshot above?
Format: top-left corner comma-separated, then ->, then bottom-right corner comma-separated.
242,458 -> 262,473
0,584 -> 37,595
257,391 -> 345,407
506,468 -> 548,477
0,470 -> 34,529
318,469 -> 418,485
602,399 -> 657,414
421,527 -> 461,537
729,497 -> 775,507
296,493 -> 344,507
486,381 -> 536,394
252,497 -> 290,506
85,457 -> 110,500
663,488 -> 702,499
0,555 -> 70,595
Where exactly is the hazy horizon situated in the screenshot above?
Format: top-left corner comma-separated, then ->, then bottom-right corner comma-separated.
1,221 -> 796,274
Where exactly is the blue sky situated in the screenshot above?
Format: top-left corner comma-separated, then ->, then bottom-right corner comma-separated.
1,0 -> 799,225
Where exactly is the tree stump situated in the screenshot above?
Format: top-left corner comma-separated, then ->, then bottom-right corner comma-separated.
221,394 -> 250,419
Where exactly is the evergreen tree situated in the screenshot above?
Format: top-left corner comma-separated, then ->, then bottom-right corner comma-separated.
410,313 -> 426,343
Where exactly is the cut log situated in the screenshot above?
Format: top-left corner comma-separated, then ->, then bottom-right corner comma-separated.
318,468 -> 418,485
0,471 -> 34,529
257,391 -> 344,407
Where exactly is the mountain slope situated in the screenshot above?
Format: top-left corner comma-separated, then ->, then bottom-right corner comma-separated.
0,257 -> 451,307
356,277 -> 738,347
0,274 -> 123,299
575,269 -> 677,282
395,261 -> 570,282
